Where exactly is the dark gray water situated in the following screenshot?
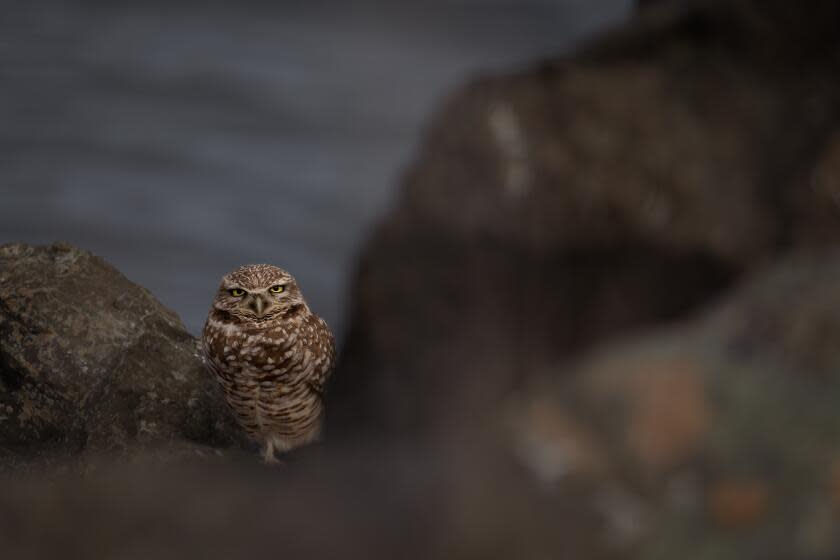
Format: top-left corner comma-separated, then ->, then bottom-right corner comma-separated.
1,0 -> 631,336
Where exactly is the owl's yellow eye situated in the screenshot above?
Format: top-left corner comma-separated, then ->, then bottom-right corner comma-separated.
229,288 -> 246,297
269,284 -> 285,293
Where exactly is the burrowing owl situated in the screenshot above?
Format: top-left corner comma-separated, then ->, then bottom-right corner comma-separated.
201,264 -> 335,462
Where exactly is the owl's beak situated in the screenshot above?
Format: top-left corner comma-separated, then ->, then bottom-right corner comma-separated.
248,294 -> 269,318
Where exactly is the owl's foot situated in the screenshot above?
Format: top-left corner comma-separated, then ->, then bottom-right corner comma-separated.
261,439 -> 283,465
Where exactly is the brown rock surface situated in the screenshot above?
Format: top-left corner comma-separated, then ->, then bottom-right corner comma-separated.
0,243 -> 244,469
505,252 -> 840,557
329,0 -> 840,439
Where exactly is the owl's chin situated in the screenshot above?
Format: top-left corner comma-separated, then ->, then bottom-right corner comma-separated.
234,311 -> 278,322
213,308 -> 275,323
214,303 -> 305,322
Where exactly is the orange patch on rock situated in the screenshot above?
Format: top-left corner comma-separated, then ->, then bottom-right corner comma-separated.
828,460 -> 840,513
707,479 -> 770,530
624,358 -> 708,472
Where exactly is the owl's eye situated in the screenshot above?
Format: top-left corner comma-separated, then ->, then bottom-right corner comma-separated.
269,284 -> 285,293
229,288 -> 246,297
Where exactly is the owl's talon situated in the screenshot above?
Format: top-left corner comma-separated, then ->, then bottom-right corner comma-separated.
262,454 -> 283,465
262,440 -> 281,464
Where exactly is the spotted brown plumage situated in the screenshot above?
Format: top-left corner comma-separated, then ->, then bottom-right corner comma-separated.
201,264 -> 335,462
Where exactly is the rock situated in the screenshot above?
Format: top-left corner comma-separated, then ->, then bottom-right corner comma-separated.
505,252 -> 840,558
0,243 -> 244,469
329,0 -> 840,438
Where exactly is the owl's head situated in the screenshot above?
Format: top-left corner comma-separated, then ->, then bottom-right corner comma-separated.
212,264 -> 307,321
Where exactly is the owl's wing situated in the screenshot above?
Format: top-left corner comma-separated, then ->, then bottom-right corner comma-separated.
307,324 -> 336,398
307,354 -> 333,398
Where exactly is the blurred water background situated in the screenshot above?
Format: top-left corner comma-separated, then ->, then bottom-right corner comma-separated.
0,0 -> 632,335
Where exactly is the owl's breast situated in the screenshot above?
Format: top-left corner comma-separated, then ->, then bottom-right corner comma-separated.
202,314 -> 305,382
201,309 -> 333,444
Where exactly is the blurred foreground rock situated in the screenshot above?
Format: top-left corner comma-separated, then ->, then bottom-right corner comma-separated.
0,440 -> 612,560
331,0 -> 840,438
505,252 -> 840,558
0,243 -> 243,469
